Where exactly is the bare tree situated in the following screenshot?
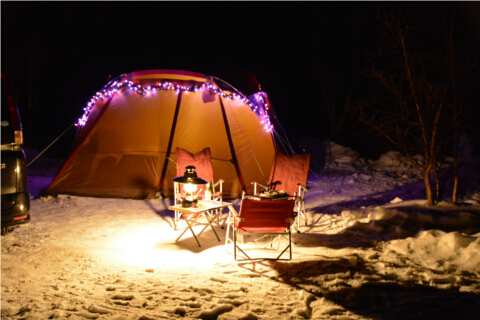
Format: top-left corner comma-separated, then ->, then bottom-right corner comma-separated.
349,8 -> 468,206
444,14 -> 476,204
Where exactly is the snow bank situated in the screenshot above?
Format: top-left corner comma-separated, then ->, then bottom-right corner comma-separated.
325,141 -> 366,171
372,150 -> 421,173
389,230 -> 480,273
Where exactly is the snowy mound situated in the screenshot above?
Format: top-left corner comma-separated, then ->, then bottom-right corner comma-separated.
391,230 -> 480,273
372,151 -> 422,175
326,141 -> 366,170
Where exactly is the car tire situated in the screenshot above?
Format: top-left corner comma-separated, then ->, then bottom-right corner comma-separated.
1,226 -> 15,236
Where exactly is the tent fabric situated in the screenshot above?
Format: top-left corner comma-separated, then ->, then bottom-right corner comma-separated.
268,153 -> 311,196
47,69 -> 278,199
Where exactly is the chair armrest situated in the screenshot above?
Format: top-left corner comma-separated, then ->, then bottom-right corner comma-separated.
231,212 -> 244,225
251,181 -> 269,194
229,206 -> 240,218
297,183 -> 309,192
211,179 -> 223,197
214,179 -> 224,188
252,181 -> 270,190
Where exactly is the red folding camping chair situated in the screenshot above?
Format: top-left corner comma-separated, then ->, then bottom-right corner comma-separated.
252,152 -> 311,231
225,197 -> 296,261
174,147 -> 224,229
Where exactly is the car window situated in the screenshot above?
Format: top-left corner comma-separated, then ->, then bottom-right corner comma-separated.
1,91 -> 14,145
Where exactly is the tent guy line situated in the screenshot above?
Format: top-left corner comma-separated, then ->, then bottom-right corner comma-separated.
27,122 -> 76,167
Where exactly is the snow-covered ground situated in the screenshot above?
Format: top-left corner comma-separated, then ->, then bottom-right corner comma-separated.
2,141 -> 480,319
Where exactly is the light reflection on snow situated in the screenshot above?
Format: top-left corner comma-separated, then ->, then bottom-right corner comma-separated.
103,222 -> 232,270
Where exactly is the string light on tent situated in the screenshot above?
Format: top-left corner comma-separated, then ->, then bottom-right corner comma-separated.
75,78 -> 274,130
251,92 -> 274,132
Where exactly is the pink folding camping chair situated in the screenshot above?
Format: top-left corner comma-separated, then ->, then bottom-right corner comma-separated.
225,197 -> 296,260
174,147 -> 224,229
252,152 -> 311,231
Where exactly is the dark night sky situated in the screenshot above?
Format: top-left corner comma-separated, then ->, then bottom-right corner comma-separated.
2,2 -> 480,159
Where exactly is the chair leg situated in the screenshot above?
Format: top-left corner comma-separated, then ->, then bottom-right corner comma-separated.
289,231 -> 292,259
257,235 -> 281,249
225,216 -> 230,246
297,210 -> 300,230
290,212 -> 301,234
275,235 -> 291,260
233,231 -> 251,261
234,230 -> 237,260
253,234 -> 272,244
301,201 -> 308,225
295,200 -> 308,229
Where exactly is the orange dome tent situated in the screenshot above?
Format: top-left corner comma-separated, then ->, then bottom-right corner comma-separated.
47,69 -> 289,199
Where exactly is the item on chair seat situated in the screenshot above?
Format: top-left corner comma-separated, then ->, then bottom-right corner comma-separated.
258,190 -> 290,199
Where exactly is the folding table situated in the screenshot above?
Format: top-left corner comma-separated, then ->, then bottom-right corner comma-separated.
168,201 -> 235,247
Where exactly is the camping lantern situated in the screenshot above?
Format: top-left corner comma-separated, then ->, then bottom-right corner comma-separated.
173,166 -> 207,208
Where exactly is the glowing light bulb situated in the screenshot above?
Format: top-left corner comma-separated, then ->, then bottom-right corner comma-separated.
183,183 -> 197,193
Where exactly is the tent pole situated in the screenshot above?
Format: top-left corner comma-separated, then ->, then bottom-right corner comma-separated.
158,90 -> 183,194
218,96 -> 246,193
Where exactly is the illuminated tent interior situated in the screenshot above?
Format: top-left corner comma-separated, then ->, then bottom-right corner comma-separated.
47,69 -> 290,199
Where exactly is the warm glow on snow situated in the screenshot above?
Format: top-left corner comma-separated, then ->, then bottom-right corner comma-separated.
101,220 -> 232,270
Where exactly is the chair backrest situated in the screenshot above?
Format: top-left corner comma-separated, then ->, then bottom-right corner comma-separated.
176,147 -> 214,196
236,198 -> 295,231
268,152 -> 311,195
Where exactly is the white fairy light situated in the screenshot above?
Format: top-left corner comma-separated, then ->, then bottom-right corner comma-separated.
76,77 -> 273,129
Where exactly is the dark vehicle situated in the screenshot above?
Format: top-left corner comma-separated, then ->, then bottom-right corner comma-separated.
1,72 -> 30,235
